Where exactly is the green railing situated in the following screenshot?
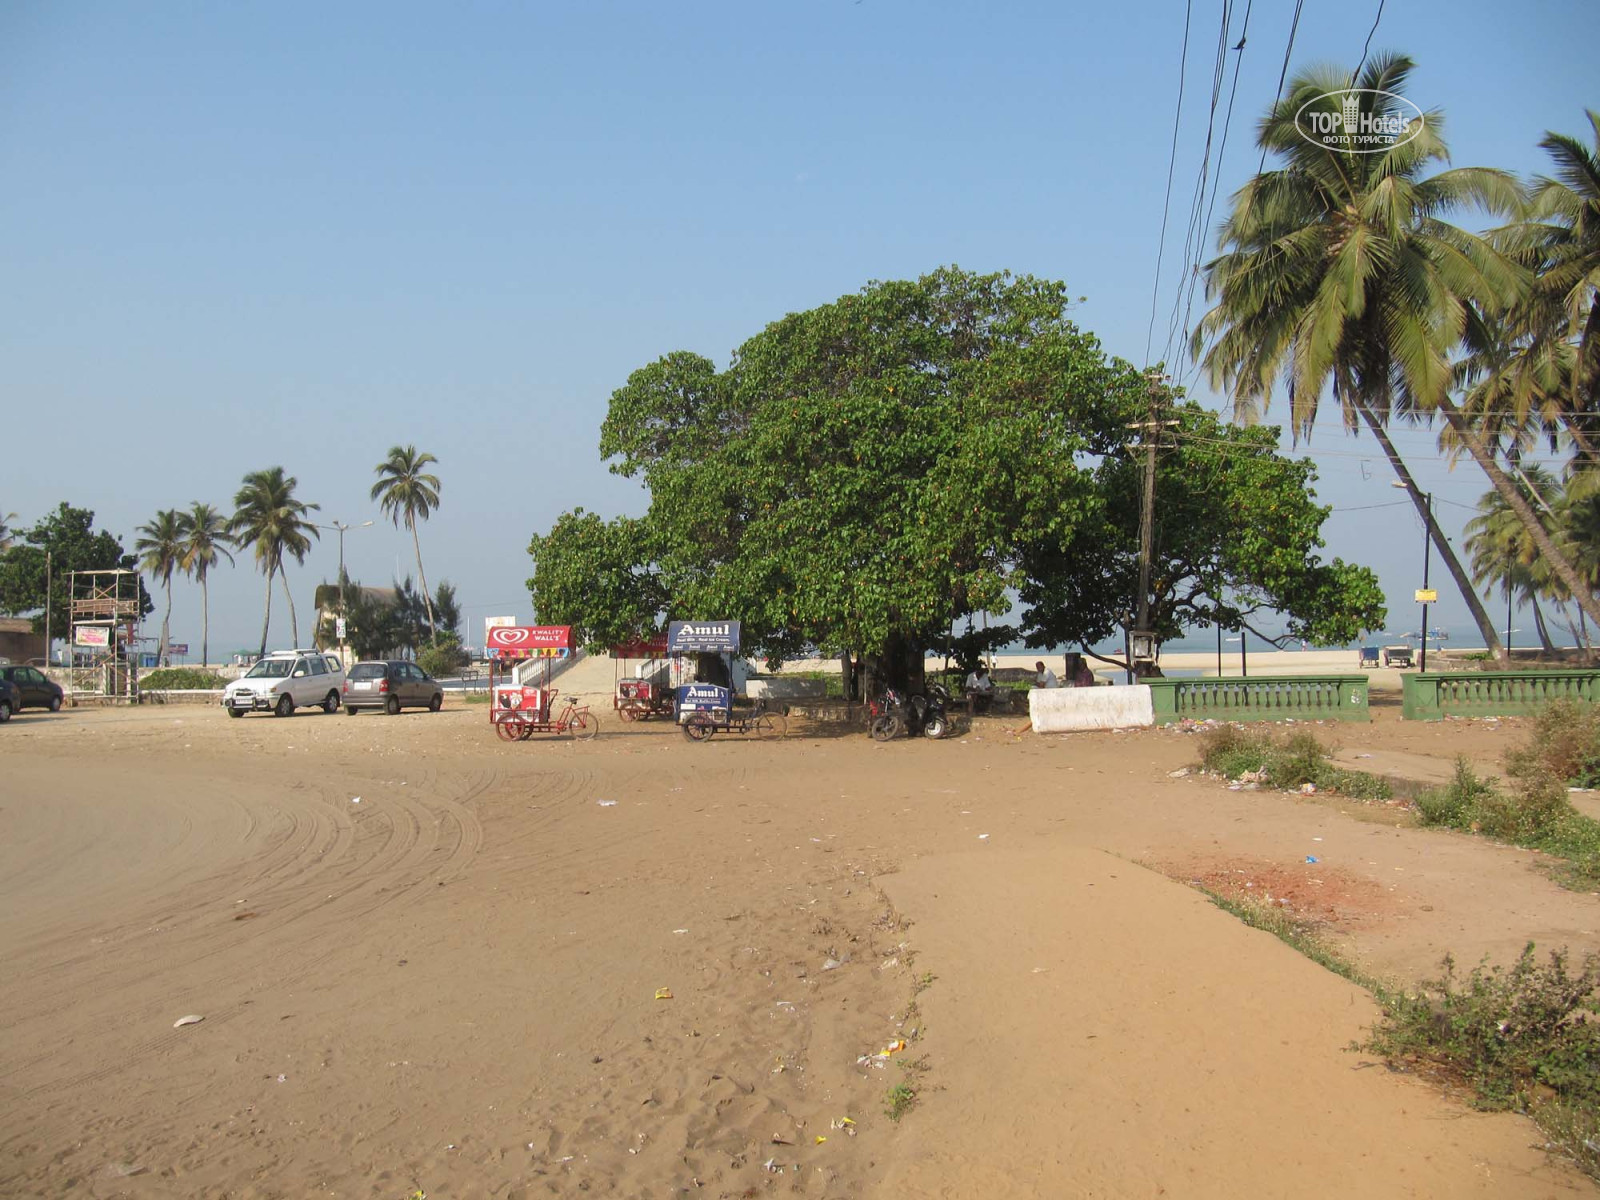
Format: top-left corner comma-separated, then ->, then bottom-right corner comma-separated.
1146,675 -> 1370,724
1401,670 -> 1600,721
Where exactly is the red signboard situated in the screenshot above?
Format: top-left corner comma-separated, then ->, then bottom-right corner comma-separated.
610,634 -> 668,658
487,625 -> 572,659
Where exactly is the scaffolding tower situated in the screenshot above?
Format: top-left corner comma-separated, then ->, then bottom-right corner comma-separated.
66,568 -> 143,702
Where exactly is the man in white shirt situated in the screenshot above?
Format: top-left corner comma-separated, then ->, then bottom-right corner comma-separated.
964,665 -> 995,712
1033,660 -> 1059,688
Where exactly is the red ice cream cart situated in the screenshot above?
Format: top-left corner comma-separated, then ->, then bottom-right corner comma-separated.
487,625 -> 599,741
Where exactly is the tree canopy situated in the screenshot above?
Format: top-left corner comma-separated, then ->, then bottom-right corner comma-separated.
529,267 -> 1384,681
0,503 -> 153,636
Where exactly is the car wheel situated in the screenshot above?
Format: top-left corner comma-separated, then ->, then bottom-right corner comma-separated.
323,691 -> 340,714
345,705 -> 359,716
0,699 -> 11,723
386,695 -> 401,716
275,694 -> 294,718
48,694 -> 63,713
428,692 -> 443,712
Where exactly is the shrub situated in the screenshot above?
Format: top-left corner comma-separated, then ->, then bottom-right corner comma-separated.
1417,758 -> 1572,841
1509,699 -> 1600,789
137,667 -> 227,690
1360,944 -> 1600,1116
1196,726 -> 1390,799
1198,725 -> 1267,778
417,634 -> 469,679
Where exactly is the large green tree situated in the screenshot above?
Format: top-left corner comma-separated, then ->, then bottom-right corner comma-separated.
134,509 -> 185,664
1192,54 -> 1526,659
178,502 -> 233,668
230,467 -> 320,657
530,268 -> 1384,687
371,446 -> 442,641
0,504 -> 152,641
1019,403 -> 1386,663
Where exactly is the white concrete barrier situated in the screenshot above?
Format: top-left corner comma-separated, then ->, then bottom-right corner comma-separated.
746,677 -> 827,700
1029,685 -> 1154,733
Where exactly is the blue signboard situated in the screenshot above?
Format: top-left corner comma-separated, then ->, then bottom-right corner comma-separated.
667,621 -> 741,654
675,682 -> 730,713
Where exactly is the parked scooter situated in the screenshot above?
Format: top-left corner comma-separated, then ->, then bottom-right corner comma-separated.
867,682 -> 952,741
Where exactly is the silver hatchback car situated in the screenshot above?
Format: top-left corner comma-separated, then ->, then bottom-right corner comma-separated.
342,660 -> 445,715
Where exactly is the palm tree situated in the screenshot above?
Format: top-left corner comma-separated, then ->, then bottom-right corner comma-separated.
0,510 -> 17,553
1192,54 -> 1530,659
371,445 -> 442,639
177,502 -> 234,668
229,467 -> 321,656
135,509 -> 185,664
1463,467 -> 1562,654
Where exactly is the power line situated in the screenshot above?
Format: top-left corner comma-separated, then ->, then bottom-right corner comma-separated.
1352,0 -> 1386,81
1257,0 -> 1306,175
1144,0 -> 1194,368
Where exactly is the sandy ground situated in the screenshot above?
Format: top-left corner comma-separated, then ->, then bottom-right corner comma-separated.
2,694 -> 1597,1198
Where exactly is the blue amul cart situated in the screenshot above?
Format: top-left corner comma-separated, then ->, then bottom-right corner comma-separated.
668,620 -> 787,743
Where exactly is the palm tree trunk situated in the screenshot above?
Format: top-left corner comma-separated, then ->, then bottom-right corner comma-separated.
281,566 -> 299,648
258,566 -> 274,658
1356,406 -> 1508,662
1435,395 -> 1600,632
160,577 -> 172,665
411,517 -> 437,641
1533,597 -> 1557,654
201,571 -> 210,669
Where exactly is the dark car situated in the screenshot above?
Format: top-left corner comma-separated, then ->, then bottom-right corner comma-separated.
342,660 -> 445,715
0,676 -> 20,722
0,665 -> 64,712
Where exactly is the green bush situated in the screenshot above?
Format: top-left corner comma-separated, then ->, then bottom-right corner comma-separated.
417,634 -> 469,679
1417,757 -> 1572,841
1509,699 -> 1600,789
1361,944 -> 1600,1117
1196,726 -> 1390,799
138,667 -> 227,690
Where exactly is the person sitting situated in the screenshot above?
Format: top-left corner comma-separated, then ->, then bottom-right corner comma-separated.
964,665 -> 995,712
1064,653 -> 1096,687
1033,660 -> 1059,689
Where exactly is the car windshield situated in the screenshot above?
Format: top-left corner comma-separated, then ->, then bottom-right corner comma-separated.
244,660 -> 293,679
349,663 -> 388,680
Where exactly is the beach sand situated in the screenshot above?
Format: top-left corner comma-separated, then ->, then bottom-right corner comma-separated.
1,699 -> 1592,1197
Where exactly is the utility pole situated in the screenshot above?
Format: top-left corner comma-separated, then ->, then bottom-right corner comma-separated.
44,551 -> 51,666
1129,372 -> 1177,673
1420,491 -> 1434,673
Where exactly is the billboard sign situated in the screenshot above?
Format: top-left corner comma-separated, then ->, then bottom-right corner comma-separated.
74,626 -> 111,648
667,621 -> 740,654
486,625 -> 572,660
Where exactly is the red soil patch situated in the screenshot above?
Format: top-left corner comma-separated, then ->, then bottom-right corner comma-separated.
1158,855 -> 1400,931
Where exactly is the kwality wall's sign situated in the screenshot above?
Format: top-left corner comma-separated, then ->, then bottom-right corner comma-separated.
486,625 -> 572,660
667,620 -> 741,654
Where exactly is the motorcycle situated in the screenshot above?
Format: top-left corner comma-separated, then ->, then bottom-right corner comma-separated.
867,682 -> 952,741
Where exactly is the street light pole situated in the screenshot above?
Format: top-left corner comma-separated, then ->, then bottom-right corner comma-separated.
313,520 -> 373,662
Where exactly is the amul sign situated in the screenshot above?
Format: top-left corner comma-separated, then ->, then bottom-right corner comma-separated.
1296,89 -> 1424,154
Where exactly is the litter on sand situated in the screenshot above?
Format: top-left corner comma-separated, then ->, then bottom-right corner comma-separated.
1305,855 -> 1320,864
172,1014 -> 204,1028
654,987 -> 674,1000
597,799 -> 618,807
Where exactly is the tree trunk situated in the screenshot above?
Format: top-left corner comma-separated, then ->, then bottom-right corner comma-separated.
258,565 -> 274,658
1357,406 -> 1508,662
1533,597 -> 1558,654
159,576 -> 172,666
838,651 -> 857,702
280,566 -> 299,648
201,571 -> 210,669
1435,394 -> 1600,632
411,518 -> 437,641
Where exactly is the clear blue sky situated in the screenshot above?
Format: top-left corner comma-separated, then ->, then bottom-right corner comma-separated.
2,1 -> 1595,656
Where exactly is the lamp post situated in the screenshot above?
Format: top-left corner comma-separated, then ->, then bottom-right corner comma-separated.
1393,481 -> 1435,672
311,520 -> 373,659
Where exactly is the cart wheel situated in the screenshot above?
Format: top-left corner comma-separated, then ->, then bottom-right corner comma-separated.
569,710 -> 600,741
869,714 -> 900,742
683,714 -> 715,742
518,723 -> 536,740
492,713 -> 522,741
617,704 -> 637,722
754,712 -> 788,740
923,714 -> 948,740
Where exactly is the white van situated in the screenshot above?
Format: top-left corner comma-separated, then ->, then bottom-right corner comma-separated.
222,649 -> 348,718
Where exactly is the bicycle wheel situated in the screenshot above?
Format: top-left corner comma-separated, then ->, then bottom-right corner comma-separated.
570,710 -> 600,741
754,712 -> 788,740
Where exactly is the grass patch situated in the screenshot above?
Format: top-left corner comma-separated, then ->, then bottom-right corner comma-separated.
884,1081 -> 918,1122
1414,759 -> 1600,891
461,692 -> 492,705
1194,884 -> 1387,996
137,667 -> 227,690
1358,944 -> 1600,1178
1197,726 -> 1391,800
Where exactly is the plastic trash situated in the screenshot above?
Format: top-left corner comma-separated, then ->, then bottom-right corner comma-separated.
1305,855 -> 1319,864
172,1014 -> 204,1028
654,987 -> 673,1000
598,799 -> 618,807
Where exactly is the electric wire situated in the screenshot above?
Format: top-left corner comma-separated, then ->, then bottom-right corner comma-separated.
1352,0 -> 1387,81
1257,0 -> 1306,175
1144,0 -> 1195,369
